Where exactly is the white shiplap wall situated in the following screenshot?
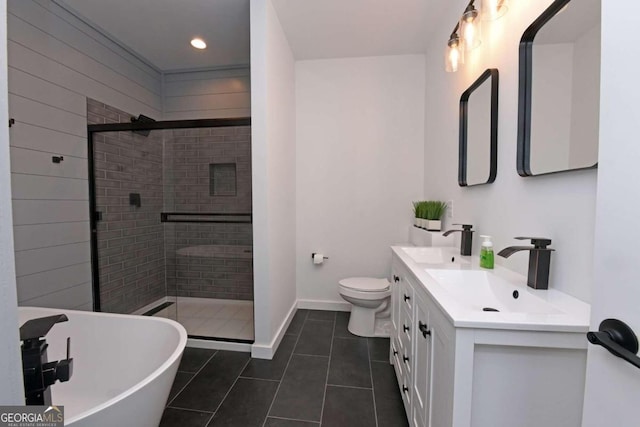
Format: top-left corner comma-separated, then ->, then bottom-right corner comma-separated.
7,0 -> 162,310
162,68 -> 251,120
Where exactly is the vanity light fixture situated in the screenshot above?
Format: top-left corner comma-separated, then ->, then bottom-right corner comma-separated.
190,38 -> 207,49
445,0 -> 509,72
445,23 -> 465,73
481,0 -> 508,21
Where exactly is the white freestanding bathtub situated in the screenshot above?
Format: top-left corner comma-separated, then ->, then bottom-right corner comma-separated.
18,307 -> 187,427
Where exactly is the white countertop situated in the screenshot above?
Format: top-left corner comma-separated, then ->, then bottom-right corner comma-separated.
391,246 -> 591,333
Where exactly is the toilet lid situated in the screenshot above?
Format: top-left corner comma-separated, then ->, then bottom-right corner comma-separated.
339,277 -> 390,292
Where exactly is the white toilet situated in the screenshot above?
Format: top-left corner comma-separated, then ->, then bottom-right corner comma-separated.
338,277 -> 391,337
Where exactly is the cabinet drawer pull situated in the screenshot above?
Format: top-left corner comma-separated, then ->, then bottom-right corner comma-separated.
403,355 -> 410,363
403,324 -> 410,333
404,294 -> 411,302
393,275 -> 400,283
393,348 -> 398,356
402,385 -> 409,393
418,321 -> 431,338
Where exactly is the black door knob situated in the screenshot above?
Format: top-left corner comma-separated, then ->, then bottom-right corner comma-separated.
403,355 -> 410,363
403,324 -> 410,333
393,275 -> 400,282
587,318 -> 640,369
402,385 -> 409,393
404,294 -> 410,302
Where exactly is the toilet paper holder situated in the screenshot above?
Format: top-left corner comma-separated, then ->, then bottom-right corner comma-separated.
311,253 -> 329,260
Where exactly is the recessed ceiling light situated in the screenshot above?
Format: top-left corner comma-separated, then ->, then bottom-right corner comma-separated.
190,38 -> 207,49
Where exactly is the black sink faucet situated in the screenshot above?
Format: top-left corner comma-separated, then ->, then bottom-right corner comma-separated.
497,237 -> 555,290
20,314 -> 74,406
443,224 -> 474,256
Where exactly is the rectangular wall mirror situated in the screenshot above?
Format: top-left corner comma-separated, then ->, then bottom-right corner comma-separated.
517,0 -> 601,176
459,68 -> 498,187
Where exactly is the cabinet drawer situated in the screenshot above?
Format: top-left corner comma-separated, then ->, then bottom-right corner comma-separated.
399,277 -> 414,314
399,307 -> 413,350
391,337 -> 403,377
400,370 -> 412,416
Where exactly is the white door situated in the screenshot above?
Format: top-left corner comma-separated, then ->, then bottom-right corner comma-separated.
582,1 -> 640,425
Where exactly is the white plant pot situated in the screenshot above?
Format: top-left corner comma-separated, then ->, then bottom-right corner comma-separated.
414,217 -> 420,227
419,219 -> 427,229
426,220 -> 442,231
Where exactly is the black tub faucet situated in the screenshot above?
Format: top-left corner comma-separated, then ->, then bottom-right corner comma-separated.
497,237 -> 555,290
20,314 -> 74,406
443,224 -> 474,256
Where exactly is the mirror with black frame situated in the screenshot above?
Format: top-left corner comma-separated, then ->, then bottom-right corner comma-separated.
459,68 -> 498,187
517,0 -> 601,177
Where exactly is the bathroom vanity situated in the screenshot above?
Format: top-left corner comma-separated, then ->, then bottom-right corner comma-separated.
389,246 -> 590,427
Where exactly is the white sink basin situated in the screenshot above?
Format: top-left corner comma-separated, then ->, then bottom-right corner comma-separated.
425,269 -> 562,315
401,247 -> 468,265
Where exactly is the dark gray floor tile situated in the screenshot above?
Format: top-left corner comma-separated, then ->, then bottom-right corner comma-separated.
178,347 -> 217,373
168,371 -> 193,402
294,320 -> 333,356
307,310 -> 336,322
159,408 -> 212,427
371,361 -> 409,427
208,378 -> 279,427
265,417 -> 320,426
321,386 -> 376,427
327,337 -> 372,388
368,337 -> 390,362
269,354 -> 329,422
241,334 -> 297,380
170,350 -> 250,412
333,311 -> 356,338
285,309 -> 310,336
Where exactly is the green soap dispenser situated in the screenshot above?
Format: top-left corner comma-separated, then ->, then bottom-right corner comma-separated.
480,235 -> 494,269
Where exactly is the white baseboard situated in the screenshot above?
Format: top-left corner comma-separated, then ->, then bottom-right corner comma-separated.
297,299 -> 351,312
251,300 -> 298,360
187,338 -> 251,353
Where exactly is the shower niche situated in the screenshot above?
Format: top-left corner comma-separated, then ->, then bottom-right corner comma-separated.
88,99 -> 254,342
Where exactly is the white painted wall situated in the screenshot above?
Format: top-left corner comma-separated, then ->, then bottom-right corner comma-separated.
162,68 -> 251,120
295,55 -> 425,304
582,1 -> 640,424
423,0 -> 597,302
0,0 -> 24,404
7,0 -> 162,310
250,0 -> 296,357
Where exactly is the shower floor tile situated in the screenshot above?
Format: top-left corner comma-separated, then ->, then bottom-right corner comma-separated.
152,298 -> 254,341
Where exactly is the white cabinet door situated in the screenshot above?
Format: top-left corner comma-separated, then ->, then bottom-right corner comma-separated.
412,292 -> 431,427
428,301 -> 455,427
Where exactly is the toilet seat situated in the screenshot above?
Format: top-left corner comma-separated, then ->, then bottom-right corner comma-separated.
339,277 -> 390,292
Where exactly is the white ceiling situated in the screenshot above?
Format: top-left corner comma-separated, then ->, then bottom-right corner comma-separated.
271,0 -> 447,60
58,0 -> 250,72
58,0 -> 446,71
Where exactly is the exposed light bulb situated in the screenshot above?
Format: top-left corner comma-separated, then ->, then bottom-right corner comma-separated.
445,37 -> 464,73
482,0 -> 508,21
190,38 -> 207,49
461,7 -> 482,50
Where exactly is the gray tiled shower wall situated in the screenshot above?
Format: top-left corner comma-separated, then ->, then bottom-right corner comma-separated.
164,127 -> 253,300
89,99 -> 166,313
88,99 -> 253,313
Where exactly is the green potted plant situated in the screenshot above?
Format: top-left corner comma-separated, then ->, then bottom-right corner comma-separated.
425,200 -> 447,231
412,201 -> 421,227
418,201 -> 429,229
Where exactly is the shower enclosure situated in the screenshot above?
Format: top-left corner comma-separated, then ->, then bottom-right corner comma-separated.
87,99 -> 253,343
